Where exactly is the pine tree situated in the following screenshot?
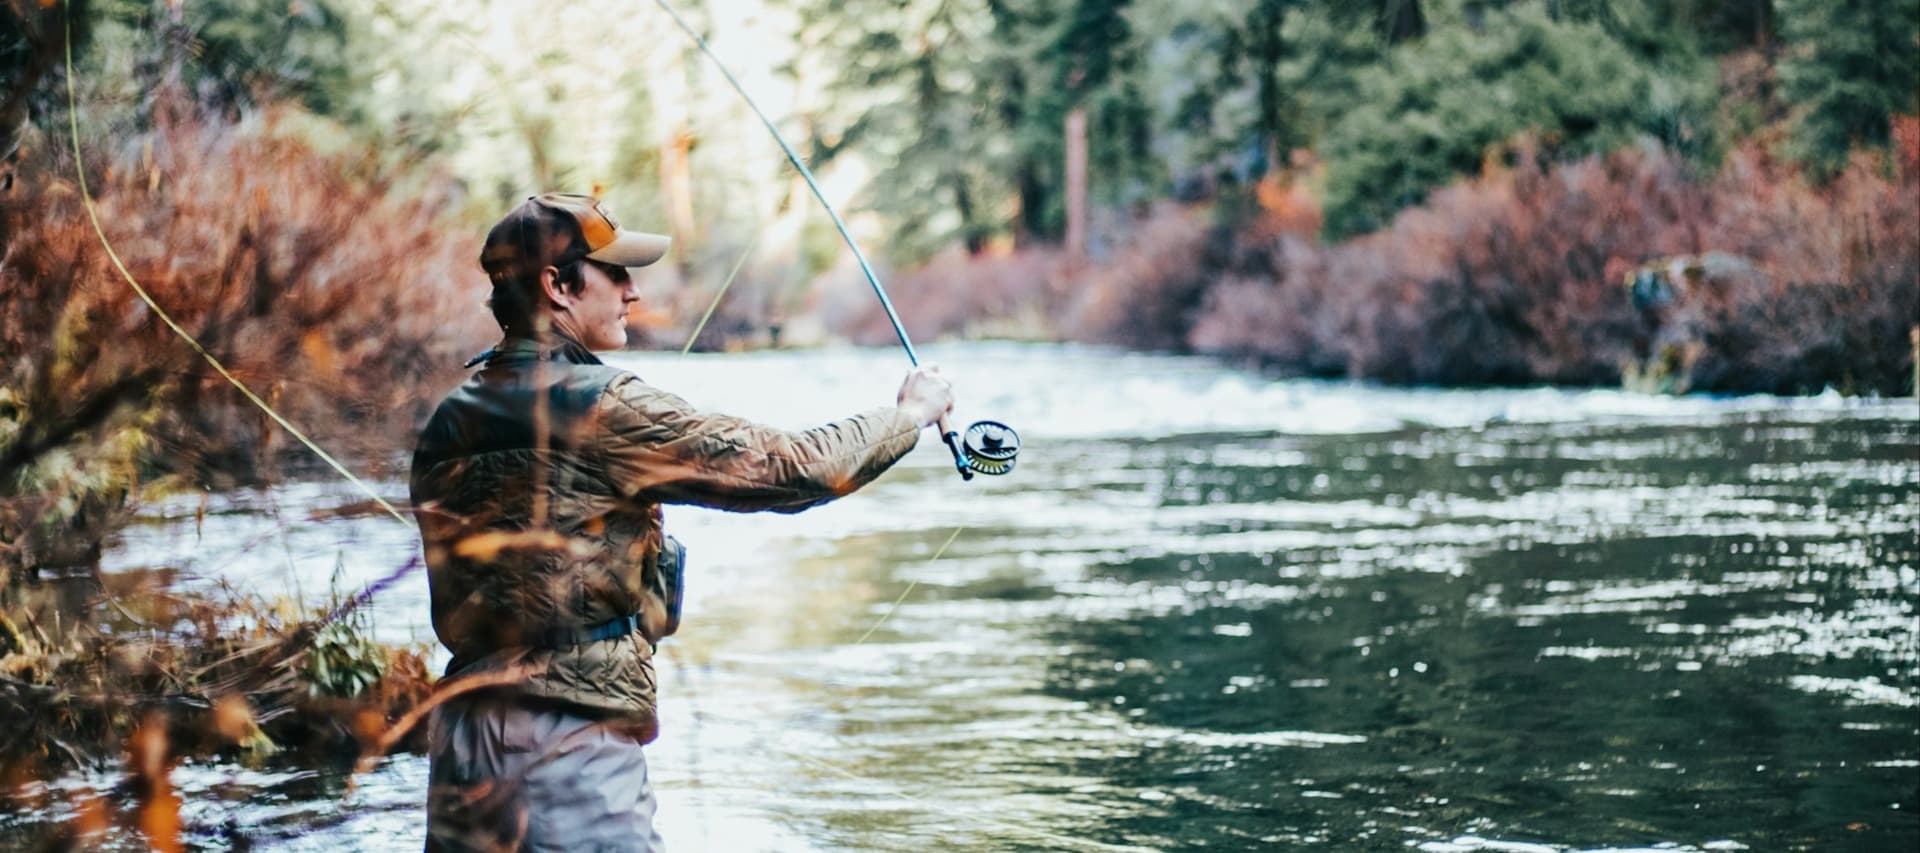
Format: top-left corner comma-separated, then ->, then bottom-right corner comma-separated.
1022,0 -> 1153,245
1318,0 -> 1716,237
1777,0 -> 1920,176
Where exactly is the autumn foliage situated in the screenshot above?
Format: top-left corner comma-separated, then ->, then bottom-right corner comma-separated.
0,108 -> 493,577
1188,135 -> 1920,393
862,129 -> 1919,396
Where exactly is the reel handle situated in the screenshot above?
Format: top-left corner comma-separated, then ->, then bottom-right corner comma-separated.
941,429 -> 974,481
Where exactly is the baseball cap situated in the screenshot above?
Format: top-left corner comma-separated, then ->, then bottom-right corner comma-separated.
479,193 -> 672,280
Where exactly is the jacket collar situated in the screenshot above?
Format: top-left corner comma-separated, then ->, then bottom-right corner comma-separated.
482,334 -> 605,367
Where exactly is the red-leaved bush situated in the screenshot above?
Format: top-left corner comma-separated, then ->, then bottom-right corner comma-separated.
1189,134 -> 1919,393
1064,206 -> 1219,351
864,130 -> 1917,396
845,247 -> 1078,346
846,204 -> 1221,351
1,108 -> 493,575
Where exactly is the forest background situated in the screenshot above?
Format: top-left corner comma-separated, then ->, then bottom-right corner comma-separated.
0,0 -> 1916,802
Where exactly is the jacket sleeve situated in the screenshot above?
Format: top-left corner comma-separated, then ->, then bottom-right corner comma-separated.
596,373 -> 922,512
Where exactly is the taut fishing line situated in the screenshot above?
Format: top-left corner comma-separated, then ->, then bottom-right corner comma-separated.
679,231 -> 759,356
852,525 -> 962,645
61,0 -> 425,648
648,0 -> 1021,483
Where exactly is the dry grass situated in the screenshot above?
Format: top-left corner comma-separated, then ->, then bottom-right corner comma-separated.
0,572 -> 435,849
0,570 -> 434,773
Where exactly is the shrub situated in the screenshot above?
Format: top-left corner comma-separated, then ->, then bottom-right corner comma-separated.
1063,204 -> 1217,350
843,203 -> 1218,352
1187,136 -> 1919,393
0,577 -> 435,779
843,246 -> 1078,346
0,106 -> 492,579
851,126 -> 1915,397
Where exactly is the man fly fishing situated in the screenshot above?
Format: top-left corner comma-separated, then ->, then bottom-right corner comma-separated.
409,193 -> 955,851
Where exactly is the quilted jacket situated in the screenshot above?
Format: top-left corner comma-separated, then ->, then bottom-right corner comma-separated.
410,336 -> 920,740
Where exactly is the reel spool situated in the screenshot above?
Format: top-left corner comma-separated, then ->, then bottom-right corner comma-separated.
942,420 -> 1020,480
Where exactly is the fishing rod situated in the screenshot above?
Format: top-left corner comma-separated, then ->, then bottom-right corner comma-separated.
651,0 -> 1018,481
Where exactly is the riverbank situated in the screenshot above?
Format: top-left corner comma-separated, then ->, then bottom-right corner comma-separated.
843,134 -> 1918,397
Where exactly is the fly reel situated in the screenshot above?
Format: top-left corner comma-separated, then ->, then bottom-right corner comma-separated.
941,420 -> 1020,480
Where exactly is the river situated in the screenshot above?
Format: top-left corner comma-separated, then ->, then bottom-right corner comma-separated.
10,343 -> 1917,850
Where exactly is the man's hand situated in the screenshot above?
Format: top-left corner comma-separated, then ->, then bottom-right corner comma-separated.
896,364 -> 956,429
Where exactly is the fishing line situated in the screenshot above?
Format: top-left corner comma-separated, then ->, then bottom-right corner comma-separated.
853,526 -> 962,645
643,10 -> 1092,850
662,233 -> 766,846
648,0 -> 1021,482
679,232 -> 760,356
648,0 -> 910,360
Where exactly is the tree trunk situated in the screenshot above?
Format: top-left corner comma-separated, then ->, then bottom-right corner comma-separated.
1255,2 -> 1286,178
1382,0 -> 1425,43
647,42 -> 698,267
1064,107 -> 1088,262
659,129 -> 697,259
1015,165 -> 1049,245
952,177 -> 985,256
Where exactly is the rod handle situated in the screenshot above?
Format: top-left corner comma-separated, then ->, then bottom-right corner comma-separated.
941,430 -> 973,481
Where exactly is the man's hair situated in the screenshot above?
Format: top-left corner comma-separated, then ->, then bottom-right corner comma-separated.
488,260 -> 586,335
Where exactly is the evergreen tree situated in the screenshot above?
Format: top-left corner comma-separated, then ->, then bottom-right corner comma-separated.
1318,0 -> 1715,237
1023,0 -> 1154,243
1212,0 -> 1297,178
801,0 -> 1024,257
1777,0 -> 1920,176
180,0 -> 361,118
1135,0 -> 1421,199
801,0 -> 1153,256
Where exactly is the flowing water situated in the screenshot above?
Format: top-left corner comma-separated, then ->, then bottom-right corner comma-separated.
7,343 -> 1916,851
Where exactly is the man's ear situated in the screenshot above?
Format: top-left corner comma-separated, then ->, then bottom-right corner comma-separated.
538,265 -> 571,310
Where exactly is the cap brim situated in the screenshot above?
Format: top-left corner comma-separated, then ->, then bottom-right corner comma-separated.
586,229 -> 672,267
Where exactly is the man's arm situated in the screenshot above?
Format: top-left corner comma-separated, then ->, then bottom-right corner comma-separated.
597,373 -> 937,512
